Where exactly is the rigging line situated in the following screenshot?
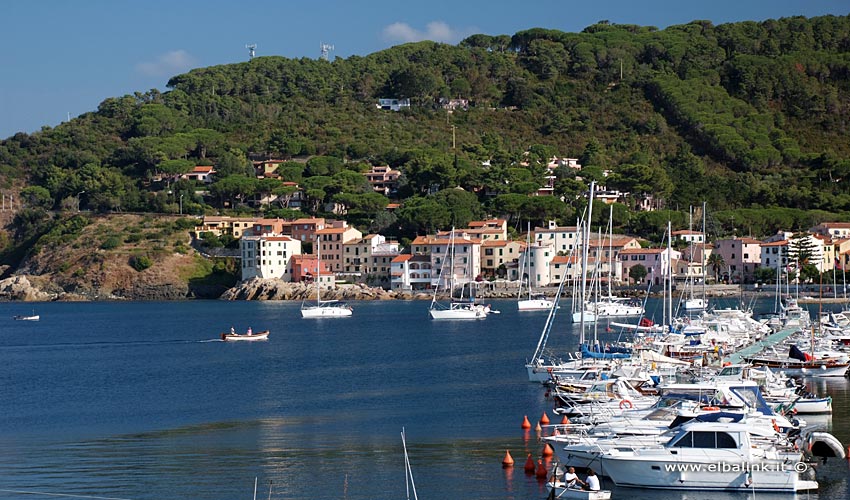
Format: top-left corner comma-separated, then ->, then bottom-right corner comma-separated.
0,489 -> 132,500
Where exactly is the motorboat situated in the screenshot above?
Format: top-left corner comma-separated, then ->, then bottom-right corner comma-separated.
599,420 -> 821,492
13,314 -> 39,321
220,329 -> 270,341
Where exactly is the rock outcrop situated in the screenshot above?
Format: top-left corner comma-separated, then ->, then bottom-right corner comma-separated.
0,276 -> 55,302
219,278 -> 432,301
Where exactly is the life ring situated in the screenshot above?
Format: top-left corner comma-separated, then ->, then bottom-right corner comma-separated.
619,399 -> 634,410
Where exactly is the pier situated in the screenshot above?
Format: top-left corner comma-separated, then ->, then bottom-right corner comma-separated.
725,327 -> 801,364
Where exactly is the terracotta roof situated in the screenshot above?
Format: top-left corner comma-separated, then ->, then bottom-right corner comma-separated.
293,218 -> 324,224
392,255 -> 413,263
760,240 -> 788,247
192,166 -> 214,173
672,230 -> 703,235
316,227 -> 350,234
819,222 -> 850,228
550,255 -> 579,264
619,248 -> 668,254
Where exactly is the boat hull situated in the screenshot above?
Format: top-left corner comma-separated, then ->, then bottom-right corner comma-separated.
600,453 -> 817,492
301,305 -> 353,318
429,307 -> 486,320
546,482 -> 611,499
221,331 -> 270,341
518,299 -> 555,311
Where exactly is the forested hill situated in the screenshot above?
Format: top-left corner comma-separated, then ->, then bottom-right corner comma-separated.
1,15 -> 850,244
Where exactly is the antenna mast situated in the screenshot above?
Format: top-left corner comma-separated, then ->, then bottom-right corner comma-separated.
320,42 -> 334,61
246,43 -> 257,60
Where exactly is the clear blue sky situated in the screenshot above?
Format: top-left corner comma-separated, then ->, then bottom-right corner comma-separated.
1,0 -> 847,139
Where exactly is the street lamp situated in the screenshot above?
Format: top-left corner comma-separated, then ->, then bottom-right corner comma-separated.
179,194 -> 184,215
76,191 -> 85,212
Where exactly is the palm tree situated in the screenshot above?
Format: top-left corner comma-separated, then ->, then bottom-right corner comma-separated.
707,253 -> 726,283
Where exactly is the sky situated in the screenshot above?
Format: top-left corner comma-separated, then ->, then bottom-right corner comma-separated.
1,0 -> 848,139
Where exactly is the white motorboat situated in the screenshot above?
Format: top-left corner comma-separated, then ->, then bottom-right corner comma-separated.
220,329 -> 269,341
599,421 -> 820,492
13,314 -> 39,321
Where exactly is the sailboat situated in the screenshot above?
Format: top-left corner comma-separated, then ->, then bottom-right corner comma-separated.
573,204 -> 643,322
300,236 -> 353,318
429,228 -> 489,319
683,203 -> 707,311
518,222 -> 555,311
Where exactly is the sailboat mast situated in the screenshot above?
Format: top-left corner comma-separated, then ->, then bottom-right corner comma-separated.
579,182 -> 595,345
607,204 -> 613,299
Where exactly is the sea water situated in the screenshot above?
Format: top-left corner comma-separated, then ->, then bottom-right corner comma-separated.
0,298 -> 846,499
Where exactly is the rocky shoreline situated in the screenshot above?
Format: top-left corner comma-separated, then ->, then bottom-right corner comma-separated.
3,273 -> 847,304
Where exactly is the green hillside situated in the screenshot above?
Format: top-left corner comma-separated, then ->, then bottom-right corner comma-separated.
1,15 -> 849,257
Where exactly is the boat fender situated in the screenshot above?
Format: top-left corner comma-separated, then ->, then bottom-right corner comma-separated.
619,399 -> 634,410
702,406 -> 719,411
772,419 -> 780,433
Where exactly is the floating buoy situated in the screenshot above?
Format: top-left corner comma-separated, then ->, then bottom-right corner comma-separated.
521,415 -> 532,429
535,422 -> 542,432
542,443 -> 554,457
535,459 -> 548,478
502,450 -> 514,468
524,453 -> 536,473
540,412 -> 550,425
561,415 -> 569,425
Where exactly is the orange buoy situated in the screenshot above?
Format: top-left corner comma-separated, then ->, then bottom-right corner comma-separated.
535,459 -> 548,478
535,422 -> 542,432
561,415 -> 569,425
542,442 -> 554,457
540,412 -> 550,425
524,453 -> 536,473
521,415 -> 532,429
502,450 -> 514,467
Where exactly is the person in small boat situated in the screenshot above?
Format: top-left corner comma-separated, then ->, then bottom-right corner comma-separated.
230,326 -> 235,335
563,466 -> 581,489
247,326 -> 252,335
583,468 -> 600,491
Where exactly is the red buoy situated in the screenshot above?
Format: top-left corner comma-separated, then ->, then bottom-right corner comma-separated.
561,415 -> 569,425
535,459 -> 548,478
540,412 -> 550,425
502,450 -> 514,468
521,415 -> 532,429
542,442 -> 554,457
524,453 -> 536,473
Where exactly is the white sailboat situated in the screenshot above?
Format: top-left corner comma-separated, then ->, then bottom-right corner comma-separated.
429,228 -> 489,320
518,222 -> 555,311
683,203 -> 707,311
573,200 -> 643,322
301,236 -> 353,318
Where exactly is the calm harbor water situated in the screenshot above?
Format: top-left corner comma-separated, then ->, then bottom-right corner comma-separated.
0,298 -> 847,500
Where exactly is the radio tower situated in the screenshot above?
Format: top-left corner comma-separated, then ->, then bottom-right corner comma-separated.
320,42 -> 334,61
246,43 -> 257,60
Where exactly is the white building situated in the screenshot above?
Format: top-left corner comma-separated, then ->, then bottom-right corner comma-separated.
533,221 -> 581,255
240,235 -> 302,280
